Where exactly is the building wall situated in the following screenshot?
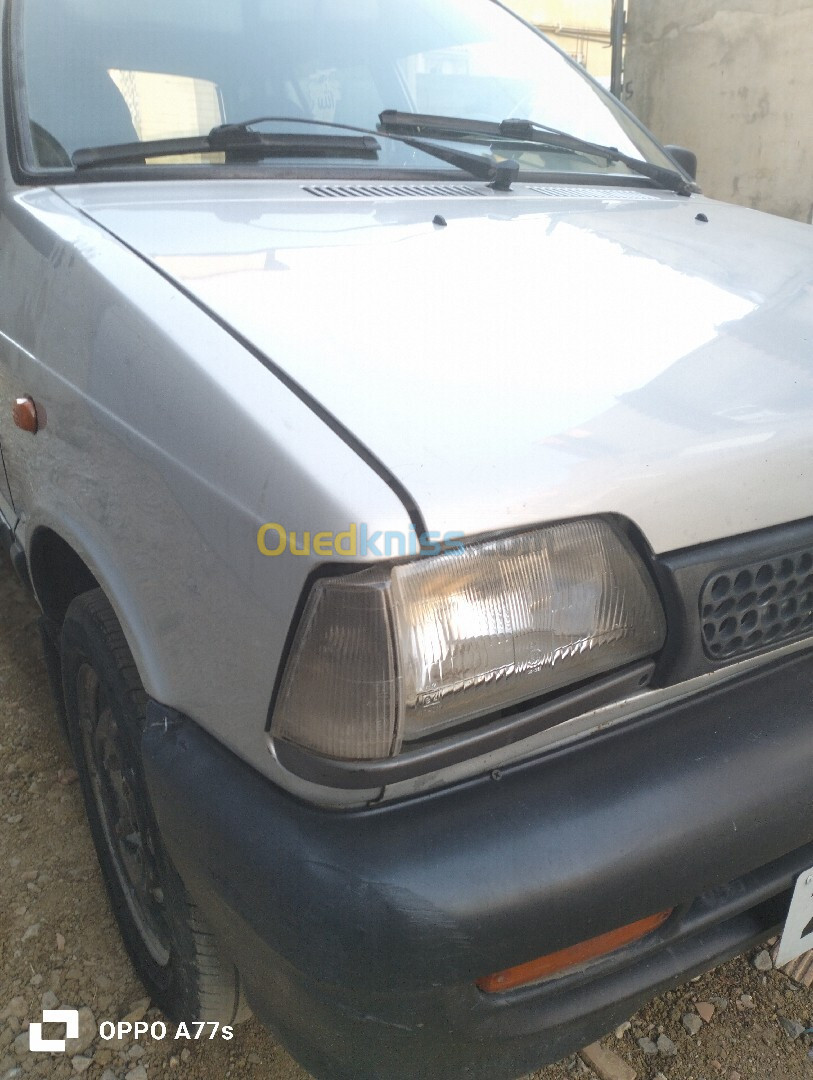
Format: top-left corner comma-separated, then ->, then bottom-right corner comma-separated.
508,0 -> 613,80
625,1 -> 813,223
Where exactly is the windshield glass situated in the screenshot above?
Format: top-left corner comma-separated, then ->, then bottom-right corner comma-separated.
18,0 -> 675,179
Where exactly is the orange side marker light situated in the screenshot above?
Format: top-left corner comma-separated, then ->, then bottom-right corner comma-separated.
477,909 -> 673,993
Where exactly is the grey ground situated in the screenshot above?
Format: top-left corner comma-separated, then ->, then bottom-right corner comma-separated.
2,552 -> 812,1080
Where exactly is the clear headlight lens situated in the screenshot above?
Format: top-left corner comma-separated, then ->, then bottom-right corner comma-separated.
271,519 -> 666,761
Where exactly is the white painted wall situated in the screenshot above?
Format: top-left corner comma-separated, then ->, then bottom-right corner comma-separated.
625,1 -> 813,223
507,0 -> 613,78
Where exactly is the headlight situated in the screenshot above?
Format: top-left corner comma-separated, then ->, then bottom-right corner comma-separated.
271,519 -> 666,761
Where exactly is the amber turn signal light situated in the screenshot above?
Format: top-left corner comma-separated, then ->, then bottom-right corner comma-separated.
476,909 -> 672,993
13,396 -> 39,434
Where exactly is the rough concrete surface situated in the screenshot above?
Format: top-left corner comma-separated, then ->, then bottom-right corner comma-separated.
2,553 -> 813,1080
625,0 -> 813,223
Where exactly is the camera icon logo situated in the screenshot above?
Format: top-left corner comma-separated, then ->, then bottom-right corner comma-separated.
29,1009 -> 79,1052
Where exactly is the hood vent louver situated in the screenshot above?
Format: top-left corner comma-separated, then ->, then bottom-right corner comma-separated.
303,182 -> 664,201
303,183 -> 487,198
528,184 -> 661,200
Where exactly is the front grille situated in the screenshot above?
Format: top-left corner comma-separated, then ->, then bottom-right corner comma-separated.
701,549 -> 813,660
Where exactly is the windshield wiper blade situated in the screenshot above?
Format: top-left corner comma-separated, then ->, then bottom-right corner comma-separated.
379,110 -> 696,197
72,131 -> 381,170
209,116 -> 518,189
500,118 -> 696,197
75,116 -> 516,188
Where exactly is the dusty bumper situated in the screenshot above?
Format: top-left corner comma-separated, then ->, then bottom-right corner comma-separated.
142,651 -> 813,1080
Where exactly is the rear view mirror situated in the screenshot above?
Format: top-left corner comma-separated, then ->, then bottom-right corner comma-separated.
664,145 -> 697,181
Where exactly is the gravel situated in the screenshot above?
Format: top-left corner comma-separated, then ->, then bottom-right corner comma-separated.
779,1017 -> 807,1040
754,950 -> 774,972
681,1012 -> 703,1036
697,1001 -> 716,1023
3,553 -> 813,1080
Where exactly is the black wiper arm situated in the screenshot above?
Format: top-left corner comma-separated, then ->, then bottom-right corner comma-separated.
390,136 -> 518,190
379,110 -> 696,197
72,131 -> 381,170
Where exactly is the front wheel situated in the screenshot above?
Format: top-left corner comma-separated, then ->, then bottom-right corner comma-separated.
61,588 -> 247,1024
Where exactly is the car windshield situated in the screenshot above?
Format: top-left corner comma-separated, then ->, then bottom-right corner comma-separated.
17,0 -> 677,181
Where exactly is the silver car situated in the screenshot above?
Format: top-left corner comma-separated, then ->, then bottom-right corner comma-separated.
2,1 -> 813,1078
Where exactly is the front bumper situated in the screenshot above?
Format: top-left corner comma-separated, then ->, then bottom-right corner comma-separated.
142,649 -> 813,1080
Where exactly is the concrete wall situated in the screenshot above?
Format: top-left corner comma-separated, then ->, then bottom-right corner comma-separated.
625,1 -> 813,222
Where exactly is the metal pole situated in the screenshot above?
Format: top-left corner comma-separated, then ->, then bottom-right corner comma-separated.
611,0 -> 626,98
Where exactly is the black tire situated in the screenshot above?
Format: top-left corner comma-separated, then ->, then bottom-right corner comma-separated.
61,588 -> 249,1024
38,615 -> 68,736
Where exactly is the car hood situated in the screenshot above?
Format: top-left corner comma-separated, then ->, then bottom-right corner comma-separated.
60,180 -> 813,554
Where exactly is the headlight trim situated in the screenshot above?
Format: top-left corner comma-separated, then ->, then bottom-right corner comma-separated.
270,515 -> 667,769
271,658 -> 656,789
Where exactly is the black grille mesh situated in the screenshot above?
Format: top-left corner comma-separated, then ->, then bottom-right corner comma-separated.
701,549 -> 813,660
